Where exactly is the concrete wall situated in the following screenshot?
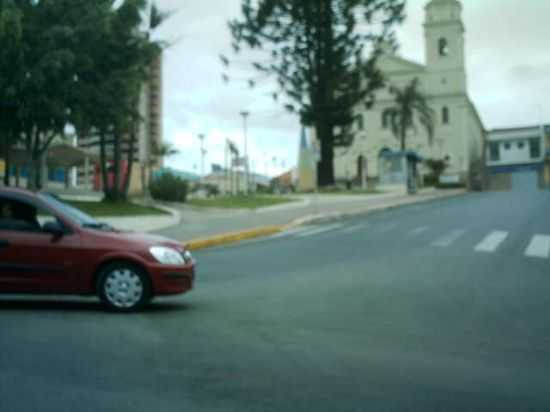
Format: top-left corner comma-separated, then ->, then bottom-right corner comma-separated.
487,173 -> 512,191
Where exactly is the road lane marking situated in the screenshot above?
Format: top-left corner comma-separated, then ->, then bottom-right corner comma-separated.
296,224 -> 343,238
432,229 -> 467,247
409,226 -> 430,236
339,224 -> 367,234
524,235 -> 550,259
474,231 -> 508,253
376,223 -> 397,234
270,227 -> 313,239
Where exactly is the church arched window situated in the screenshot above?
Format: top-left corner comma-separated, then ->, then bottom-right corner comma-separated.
442,106 -> 450,124
382,109 -> 392,129
438,38 -> 449,56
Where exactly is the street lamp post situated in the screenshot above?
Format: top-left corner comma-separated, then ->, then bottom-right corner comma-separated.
198,133 -> 206,182
240,111 -> 250,195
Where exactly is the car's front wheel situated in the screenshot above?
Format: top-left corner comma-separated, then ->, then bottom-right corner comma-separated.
97,263 -> 151,312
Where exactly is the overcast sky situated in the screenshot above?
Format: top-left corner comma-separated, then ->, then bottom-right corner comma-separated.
155,0 -> 550,177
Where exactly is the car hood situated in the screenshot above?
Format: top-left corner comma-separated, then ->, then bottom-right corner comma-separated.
119,232 -> 184,249
86,228 -> 186,251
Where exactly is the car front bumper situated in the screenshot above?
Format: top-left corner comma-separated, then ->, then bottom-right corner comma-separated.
149,261 -> 195,295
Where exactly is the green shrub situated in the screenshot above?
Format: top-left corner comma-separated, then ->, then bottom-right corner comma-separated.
319,185 -> 346,193
204,184 -> 220,197
436,182 -> 466,189
189,183 -> 220,197
423,174 -> 438,187
424,158 -> 448,184
150,173 -> 188,202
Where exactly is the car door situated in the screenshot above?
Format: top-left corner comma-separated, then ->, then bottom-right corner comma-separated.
0,195 -> 82,294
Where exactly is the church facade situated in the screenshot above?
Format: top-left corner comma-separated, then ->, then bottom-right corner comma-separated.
333,0 -> 485,187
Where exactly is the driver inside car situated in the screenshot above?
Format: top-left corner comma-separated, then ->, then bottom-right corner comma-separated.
0,201 -> 40,231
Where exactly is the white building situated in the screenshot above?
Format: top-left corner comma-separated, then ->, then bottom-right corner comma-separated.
334,0 -> 485,187
484,125 -> 550,191
487,126 -> 545,169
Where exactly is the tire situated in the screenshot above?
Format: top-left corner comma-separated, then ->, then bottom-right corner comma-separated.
97,262 -> 152,312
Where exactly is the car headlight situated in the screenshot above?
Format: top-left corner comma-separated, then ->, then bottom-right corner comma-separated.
183,250 -> 194,263
150,246 -> 185,265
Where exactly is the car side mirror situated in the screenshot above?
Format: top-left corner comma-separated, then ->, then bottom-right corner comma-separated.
43,221 -> 65,236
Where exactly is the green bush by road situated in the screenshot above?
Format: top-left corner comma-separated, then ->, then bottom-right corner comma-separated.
150,174 -> 189,203
188,195 -> 294,209
68,201 -> 168,217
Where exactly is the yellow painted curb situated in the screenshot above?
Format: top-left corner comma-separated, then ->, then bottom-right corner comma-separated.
184,225 -> 288,251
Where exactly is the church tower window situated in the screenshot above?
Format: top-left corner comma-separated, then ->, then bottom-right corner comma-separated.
439,38 -> 449,56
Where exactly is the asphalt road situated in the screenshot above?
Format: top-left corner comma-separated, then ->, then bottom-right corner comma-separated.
1,181 -> 550,411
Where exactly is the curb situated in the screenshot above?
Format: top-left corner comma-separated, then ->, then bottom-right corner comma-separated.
290,189 -> 467,226
184,225 -> 287,251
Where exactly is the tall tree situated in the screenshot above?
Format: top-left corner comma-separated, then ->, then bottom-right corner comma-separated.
16,0 -> 82,189
386,78 -> 435,151
0,0 -> 23,186
225,0 -> 405,186
72,0 -> 167,201
0,0 -> 166,196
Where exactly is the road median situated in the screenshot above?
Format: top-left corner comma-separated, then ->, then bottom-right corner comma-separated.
184,225 -> 286,251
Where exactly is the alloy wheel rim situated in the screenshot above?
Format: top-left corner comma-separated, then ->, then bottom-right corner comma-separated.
104,268 -> 144,309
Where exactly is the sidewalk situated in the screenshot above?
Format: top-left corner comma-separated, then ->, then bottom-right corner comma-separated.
99,204 -> 181,233
151,188 -> 465,242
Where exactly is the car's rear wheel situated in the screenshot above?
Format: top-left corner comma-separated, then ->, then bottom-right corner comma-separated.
97,263 -> 151,312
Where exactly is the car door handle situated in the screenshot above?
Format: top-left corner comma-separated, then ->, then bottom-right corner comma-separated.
0,240 -> 10,249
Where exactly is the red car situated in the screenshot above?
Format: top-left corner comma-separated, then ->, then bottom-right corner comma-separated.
0,187 -> 195,312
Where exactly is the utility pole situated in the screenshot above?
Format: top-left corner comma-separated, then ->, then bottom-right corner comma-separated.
198,134 -> 206,183
240,111 -> 250,195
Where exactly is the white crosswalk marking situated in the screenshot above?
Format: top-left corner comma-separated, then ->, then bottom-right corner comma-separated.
296,224 -> 343,238
340,224 -> 367,234
524,235 -> 550,259
432,229 -> 466,247
409,226 -> 430,236
474,231 -> 508,253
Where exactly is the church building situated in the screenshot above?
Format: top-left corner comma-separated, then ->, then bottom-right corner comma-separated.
333,0 -> 485,188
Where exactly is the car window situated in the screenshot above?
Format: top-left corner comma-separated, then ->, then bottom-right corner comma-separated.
38,193 -> 98,227
0,197 -> 42,232
36,205 -> 64,232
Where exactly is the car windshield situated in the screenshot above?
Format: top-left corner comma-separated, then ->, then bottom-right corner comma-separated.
38,193 -> 100,228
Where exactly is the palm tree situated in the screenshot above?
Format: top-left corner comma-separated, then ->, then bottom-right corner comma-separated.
152,142 -> 179,163
386,78 -> 435,151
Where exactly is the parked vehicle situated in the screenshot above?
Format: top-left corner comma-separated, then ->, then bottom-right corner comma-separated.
0,188 -> 195,312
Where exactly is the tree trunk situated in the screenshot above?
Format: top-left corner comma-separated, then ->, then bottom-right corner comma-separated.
316,120 -> 335,187
112,128 -> 122,202
122,130 -> 136,200
140,162 -> 147,198
400,117 -> 407,152
26,131 -> 40,191
35,155 -> 42,190
3,137 -> 11,187
27,156 -> 38,191
99,131 -> 110,200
